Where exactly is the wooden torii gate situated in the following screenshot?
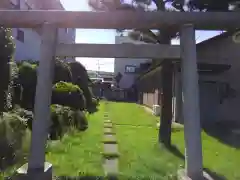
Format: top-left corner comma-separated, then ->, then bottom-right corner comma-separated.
1,10 -> 240,180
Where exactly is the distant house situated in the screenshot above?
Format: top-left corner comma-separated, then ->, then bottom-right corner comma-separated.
114,35 -> 152,89
137,31 -> 240,124
87,70 -> 114,83
0,0 -> 76,62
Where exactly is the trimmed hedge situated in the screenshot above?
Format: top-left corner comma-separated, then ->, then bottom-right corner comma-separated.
49,104 -> 88,140
52,81 -> 86,110
17,62 -> 37,110
69,62 -> 94,112
54,58 -> 72,83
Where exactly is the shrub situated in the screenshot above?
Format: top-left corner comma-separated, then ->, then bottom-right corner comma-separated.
7,62 -> 19,110
54,58 -> 72,83
0,27 -> 15,114
18,61 -> 37,110
49,105 -> 88,140
12,107 -> 34,130
87,97 -> 100,114
49,104 -> 66,140
69,62 -> 94,112
72,110 -> 88,131
14,59 -> 73,111
0,112 -> 27,170
52,81 -> 86,110
53,81 -> 82,93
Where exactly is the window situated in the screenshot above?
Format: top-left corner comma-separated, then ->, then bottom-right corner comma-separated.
125,65 -> 137,73
16,29 -> 24,42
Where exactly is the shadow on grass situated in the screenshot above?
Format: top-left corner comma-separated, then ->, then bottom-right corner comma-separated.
164,144 -> 185,160
203,168 -> 227,180
163,144 -> 227,180
202,122 -> 240,148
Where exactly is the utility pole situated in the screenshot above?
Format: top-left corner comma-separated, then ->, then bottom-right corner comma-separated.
97,59 -> 100,77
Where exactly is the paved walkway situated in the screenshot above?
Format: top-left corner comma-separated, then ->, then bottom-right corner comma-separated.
102,102 -> 119,177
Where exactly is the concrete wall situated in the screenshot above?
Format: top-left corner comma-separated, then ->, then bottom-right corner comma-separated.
114,36 -> 151,89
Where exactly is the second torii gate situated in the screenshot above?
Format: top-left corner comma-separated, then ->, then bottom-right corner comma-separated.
1,10 -> 240,180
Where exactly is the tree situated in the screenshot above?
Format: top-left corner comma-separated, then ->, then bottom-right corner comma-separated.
88,0 -> 239,146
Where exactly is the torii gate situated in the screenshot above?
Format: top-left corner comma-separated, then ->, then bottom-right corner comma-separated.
1,10 -> 240,180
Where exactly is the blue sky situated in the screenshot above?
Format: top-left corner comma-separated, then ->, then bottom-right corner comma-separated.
60,0 -> 222,72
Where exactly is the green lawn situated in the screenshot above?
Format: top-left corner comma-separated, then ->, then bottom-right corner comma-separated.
3,101 -> 239,179
107,102 -> 182,179
107,101 -> 240,180
46,103 -> 105,177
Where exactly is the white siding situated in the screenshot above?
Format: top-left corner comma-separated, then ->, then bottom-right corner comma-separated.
7,0 -> 76,62
13,0 -> 41,61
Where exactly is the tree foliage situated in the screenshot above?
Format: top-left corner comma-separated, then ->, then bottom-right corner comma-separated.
0,27 -> 15,114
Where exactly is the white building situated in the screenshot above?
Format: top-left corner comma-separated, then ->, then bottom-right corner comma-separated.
114,35 -> 151,89
1,0 -> 76,62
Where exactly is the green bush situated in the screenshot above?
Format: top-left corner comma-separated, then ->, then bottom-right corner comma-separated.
14,59 -> 73,111
49,105 -> 88,140
87,97 -> 100,114
8,62 -> 19,109
0,27 -> 15,114
72,110 -> 88,131
69,62 -> 94,112
52,81 -> 86,110
0,112 -> 27,170
53,81 -> 82,93
12,107 -> 33,130
49,104 -> 66,140
17,61 -> 37,110
54,58 -> 72,83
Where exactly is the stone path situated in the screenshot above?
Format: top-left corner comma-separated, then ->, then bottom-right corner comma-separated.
102,107 -> 119,177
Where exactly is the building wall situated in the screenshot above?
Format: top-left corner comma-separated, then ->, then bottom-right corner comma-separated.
137,33 -> 240,123
196,34 -> 240,122
58,28 -> 76,62
2,0 -> 76,62
114,36 -> 151,89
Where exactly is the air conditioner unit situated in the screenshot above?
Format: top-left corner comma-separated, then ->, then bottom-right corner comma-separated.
152,104 -> 160,116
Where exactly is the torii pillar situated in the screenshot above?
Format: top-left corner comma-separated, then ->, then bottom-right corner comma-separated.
16,23 -> 57,180
180,24 -> 203,179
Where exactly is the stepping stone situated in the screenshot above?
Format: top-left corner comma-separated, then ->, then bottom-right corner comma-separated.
103,158 -> 118,175
104,144 -> 118,154
104,123 -> 113,128
104,122 -> 112,125
104,119 -> 112,123
103,134 -> 117,143
104,128 -> 114,134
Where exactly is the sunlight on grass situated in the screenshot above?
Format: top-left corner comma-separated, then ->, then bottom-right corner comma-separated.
108,102 -> 183,179
172,131 -> 240,180
108,101 -> 240,180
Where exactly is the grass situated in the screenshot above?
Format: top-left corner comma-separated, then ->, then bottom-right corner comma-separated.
46,103 -> 105,177
172,131 -> 240,180
107,102 -> 183,180
107,101 -> 240,180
